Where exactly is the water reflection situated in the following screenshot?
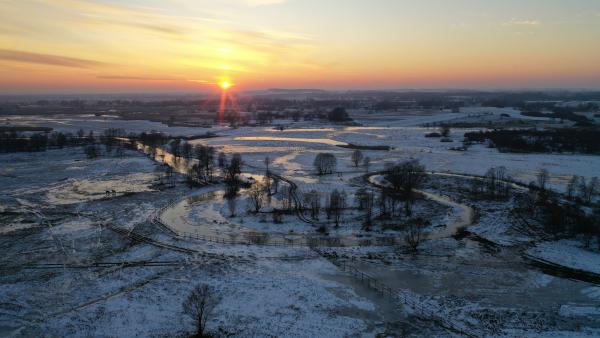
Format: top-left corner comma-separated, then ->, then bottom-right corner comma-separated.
137,141 -> 474,247
368,174 -> 474,241
234,136 -> 347,146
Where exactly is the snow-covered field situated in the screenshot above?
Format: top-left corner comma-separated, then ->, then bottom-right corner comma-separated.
527,240 -> 600,275
2,108 -> 599,337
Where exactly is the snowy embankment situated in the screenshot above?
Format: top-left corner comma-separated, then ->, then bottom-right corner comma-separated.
526,240 -> 600,275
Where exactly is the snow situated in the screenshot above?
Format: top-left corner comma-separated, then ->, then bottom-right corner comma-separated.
2,107 -> 600,337
559,304 -> 600,318
582,287 -> 600,300
25,259 -> 377,338
0,114 -> 219,136
526,240 -> 600,275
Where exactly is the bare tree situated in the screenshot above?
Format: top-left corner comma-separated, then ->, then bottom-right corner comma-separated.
263,174 -> 273,196
217,152 -> 227,169
405,219 -> 426,252
355,188 -> 368,210
226,196 -> 237,217
387,192 -> 401,218
248,183 -> 266,213
484,167 -> 498,196
584,177 -> 599,203
537,168 -> 549,191
194,145 -> 215,182
303,190 -> 321,220
281,185 -> 294,212
181,141 -> 193,160
363,156 -> 371,172
378,189 -> 389,219
224,153 -> 242,183
87,130 -> 95,143
271,176 -> 279,194
569,177 -> 600,203
264,156 -> 270,173
351,150 -> 363,167
385,160 -> 427,216
327,189 -> 347,227
182,284 -> 219,338
314,153 -> 337,175
495,166 -> 510,197
169,138 -> 181,159
567,175 -> 580,200
578,177 -> 588,201
188,164 -> 201,185
483,166 -> 510,199
358,190 -> 375,230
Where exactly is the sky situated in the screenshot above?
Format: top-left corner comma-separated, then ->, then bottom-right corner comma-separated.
1,0 -> 600,94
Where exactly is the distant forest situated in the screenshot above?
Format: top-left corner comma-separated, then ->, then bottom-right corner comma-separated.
464,128 -> 600,154
521,110 -> 593,124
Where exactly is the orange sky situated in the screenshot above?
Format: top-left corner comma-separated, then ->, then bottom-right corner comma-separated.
1,0 -> 600,93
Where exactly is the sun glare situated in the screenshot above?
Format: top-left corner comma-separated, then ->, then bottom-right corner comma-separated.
220,81 -> 231,90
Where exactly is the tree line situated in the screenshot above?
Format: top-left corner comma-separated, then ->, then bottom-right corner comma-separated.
464,128 -> 600,154
0,128 -> 134,156
0,129 -> 92,153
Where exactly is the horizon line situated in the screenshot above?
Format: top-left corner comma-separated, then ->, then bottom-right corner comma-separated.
2,87 -> 600,98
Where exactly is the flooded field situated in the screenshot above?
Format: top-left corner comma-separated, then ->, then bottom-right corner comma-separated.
2,108 -> 600,337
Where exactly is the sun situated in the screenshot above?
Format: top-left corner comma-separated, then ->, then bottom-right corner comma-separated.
220,81 -> 231,90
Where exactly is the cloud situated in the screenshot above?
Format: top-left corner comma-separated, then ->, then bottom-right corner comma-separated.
50,0 -> 152,17
0,49 -> 107,68
213,29 -> 313,55
100,19 -> 184,37
504,18 -> 541,27
44,0 -> 186,38
241,0 -> 287,6
187,79 -> 210,84
97,75 -> 179,81
0,22 -> 34,36
98,76 -> 214,85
